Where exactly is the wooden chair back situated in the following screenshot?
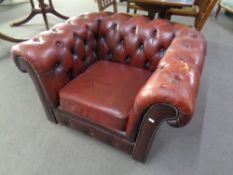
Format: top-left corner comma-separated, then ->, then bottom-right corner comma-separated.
195,0 -> 218,30
96,0 -> 117,12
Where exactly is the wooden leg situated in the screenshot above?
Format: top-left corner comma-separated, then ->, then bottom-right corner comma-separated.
10,0 -> 69,29
39,0 -> 49,29
48,0 -> 69,19
215,2 -> 222,18
0,33 -> 27,43
11,0 -> 37,27
126,2 -> 130,13
113,1 -> 118,13
158,8 -> 167,19
50,9 -> 69,20
11,11 -> 38,27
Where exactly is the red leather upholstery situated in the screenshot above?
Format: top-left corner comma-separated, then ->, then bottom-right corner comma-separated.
126,25 -> 207,139
11,12 -> 207,140
59,60 -> 151,131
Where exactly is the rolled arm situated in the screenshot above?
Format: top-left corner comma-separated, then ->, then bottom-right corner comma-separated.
126,26 -> 207,139
11,23 -> 76,106
11,12 -> 103,106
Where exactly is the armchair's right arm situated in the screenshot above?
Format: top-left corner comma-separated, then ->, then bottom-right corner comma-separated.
129,25 -> 207,162
126,25 -> 207,140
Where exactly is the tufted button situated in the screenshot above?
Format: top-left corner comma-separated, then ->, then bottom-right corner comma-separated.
83,39 -> 87,45
125,56 -> 131,64
158,64 -> 165,70
67,68 -> 75,80
151,29 -> 157,37
99,36 -> 105,41
93,52 -> 97,59
171,32 -> 175,39
97,18 -> 102,24
71,48 -> 77,56
119,38 -> 124,46
131,26 -> 137,34
172,74 -> 182,84
107,51 -> 112,61
55,40 -> 63,47
159,48 -> 165,58
179,57 -> 185,62
32,37 -> 39,42
139,43 -> 144,51
83,58 -> 90,66
51,28 -> 58,32
73,32 -> 78,38
73,55 -> 78,61
71,48 -> 78,61
85,25 -> 89,30
183,43 -> 191,48
82,57 -> 86,62
144,60 -> 150,69
189,32 -> 197,38
110,23 -> 117,30
53,61 -> 62,73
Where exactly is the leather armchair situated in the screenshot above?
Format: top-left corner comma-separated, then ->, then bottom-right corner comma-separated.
11,12 -> 207,162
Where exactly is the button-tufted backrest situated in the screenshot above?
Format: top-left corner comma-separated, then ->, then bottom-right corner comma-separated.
67,12 -> 176,72
12,12 -> 177,107
97,14 -> 175,71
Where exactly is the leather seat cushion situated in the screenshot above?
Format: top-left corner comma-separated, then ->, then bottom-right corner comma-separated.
59,60 -> 151,131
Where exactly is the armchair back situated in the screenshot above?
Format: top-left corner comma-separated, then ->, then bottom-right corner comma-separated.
12,12 -> 177,107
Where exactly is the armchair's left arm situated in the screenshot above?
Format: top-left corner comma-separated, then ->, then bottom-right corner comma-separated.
11,12 -> 117,123
11,23 -> 77,122
11,24 -> 75,106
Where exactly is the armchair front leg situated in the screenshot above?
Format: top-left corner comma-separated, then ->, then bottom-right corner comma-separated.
132,103 -> 178,162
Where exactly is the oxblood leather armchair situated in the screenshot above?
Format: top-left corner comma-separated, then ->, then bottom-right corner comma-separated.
11,12 -> 207,162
